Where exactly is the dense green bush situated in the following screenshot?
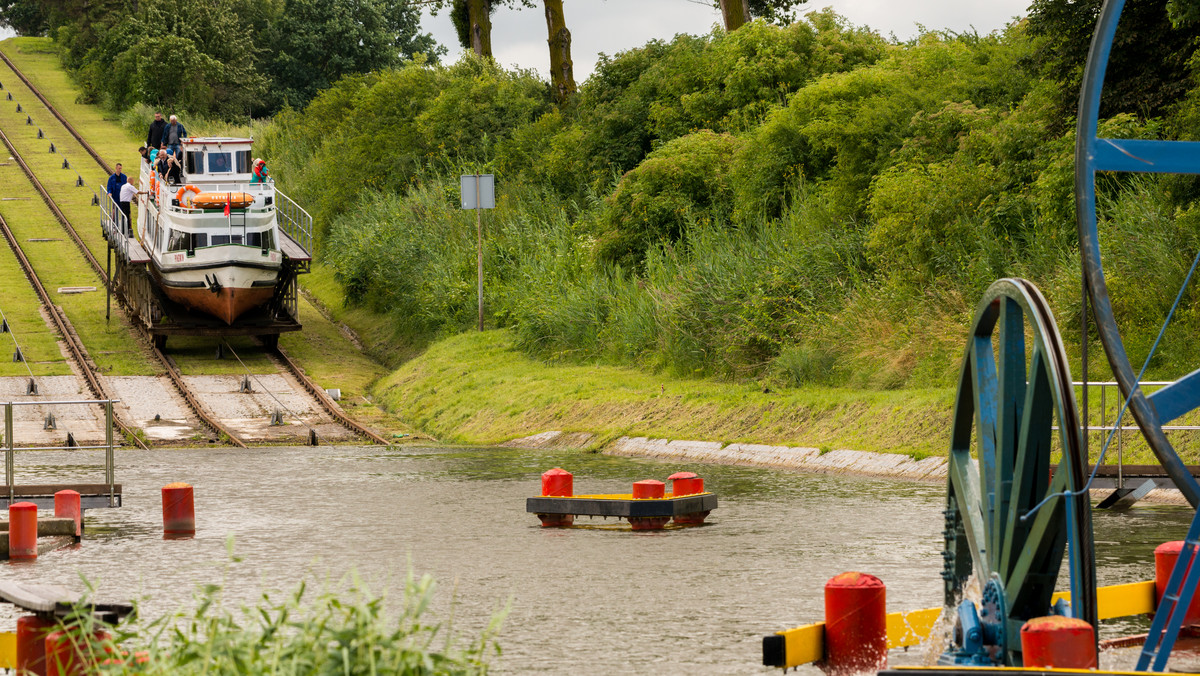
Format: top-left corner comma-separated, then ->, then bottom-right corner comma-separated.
596,130 -> 744,268
258,12 -> 1200,388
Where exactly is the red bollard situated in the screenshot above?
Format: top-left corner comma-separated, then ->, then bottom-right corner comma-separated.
9,501 -> 38,560
161,482 -> 195,535
536,468 -> 575,527
17,615 -> 56,676
55,490 -> 82,538
822,572 -> 887,676
1155,541 -> 1200,625
632,479 -> 665,499
668,471 -> 704,496
1021,616 -> 1097,669
541,468 -> 573,496
44,629 -> 109,676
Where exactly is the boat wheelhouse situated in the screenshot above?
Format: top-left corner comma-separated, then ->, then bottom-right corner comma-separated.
135,137 -> 290,325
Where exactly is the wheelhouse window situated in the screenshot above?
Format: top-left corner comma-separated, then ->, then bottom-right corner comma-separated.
235,150 -> 250,173
208,152 -> 233,174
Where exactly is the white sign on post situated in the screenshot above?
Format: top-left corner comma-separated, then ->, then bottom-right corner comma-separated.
461,174 -> 496,332
460,174 -> 495,209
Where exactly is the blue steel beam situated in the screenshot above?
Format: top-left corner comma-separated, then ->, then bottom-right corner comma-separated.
1091,139 -> 1200,175
1147,368 -> 1200,425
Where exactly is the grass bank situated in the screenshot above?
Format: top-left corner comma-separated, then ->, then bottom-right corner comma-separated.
371,328 -> 955,457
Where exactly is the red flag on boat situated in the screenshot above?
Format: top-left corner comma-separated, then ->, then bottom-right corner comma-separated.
224,192 -> 231,217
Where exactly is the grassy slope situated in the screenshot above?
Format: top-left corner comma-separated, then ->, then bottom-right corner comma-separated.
373,329 -> 956,455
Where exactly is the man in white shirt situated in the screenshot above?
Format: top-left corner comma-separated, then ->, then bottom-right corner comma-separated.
118,179 -> 138,234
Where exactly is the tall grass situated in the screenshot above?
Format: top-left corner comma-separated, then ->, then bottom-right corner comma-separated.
52,568 -> 505,675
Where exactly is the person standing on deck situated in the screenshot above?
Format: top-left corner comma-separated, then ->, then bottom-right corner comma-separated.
251,158 -> 269,183
118,178 -> 137,233
146,112 -> 166,150
106,163 -> 126,208
164,115 -> 187,157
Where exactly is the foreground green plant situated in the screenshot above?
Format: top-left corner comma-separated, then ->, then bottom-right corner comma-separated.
55,567 -> 505,675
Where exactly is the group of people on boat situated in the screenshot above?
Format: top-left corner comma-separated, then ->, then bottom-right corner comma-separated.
105,111 -> 273,227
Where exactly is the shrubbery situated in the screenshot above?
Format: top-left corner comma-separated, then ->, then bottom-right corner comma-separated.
260,12 -> 1200,388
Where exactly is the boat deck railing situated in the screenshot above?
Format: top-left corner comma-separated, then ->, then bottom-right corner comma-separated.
274,188 -> 313,255
3,398 -> 119,508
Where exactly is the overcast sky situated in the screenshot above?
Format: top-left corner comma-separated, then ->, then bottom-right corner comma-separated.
425,0 -> 1035,80
1,0 -> 1034,81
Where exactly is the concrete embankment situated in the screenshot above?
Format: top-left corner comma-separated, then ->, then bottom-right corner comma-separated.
501,430 -> 1188,505
502,430 -> 948,480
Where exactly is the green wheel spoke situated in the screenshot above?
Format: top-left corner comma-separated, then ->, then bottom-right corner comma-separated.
998,347 -> 1053,583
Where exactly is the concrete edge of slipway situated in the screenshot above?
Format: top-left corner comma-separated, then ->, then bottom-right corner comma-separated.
498,431 -> 1189,506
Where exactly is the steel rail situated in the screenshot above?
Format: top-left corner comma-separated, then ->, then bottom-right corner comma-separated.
266,343 -> 391,445
0,211 -> 148,450
0,48 -> 389,447
0,49 -> 114,175
0,126 -> 242,447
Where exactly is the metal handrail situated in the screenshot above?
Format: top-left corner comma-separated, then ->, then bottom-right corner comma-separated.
4,398 -> 119,508
1071,381 -> 1200,489
274,188 -> 312,254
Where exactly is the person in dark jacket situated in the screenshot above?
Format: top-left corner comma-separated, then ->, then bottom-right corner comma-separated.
164,114 -> 187,156
146,112 -> 166,149
106,163 -> 127,206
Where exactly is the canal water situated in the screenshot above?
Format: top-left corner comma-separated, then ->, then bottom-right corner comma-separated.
2,445 -> 1194,673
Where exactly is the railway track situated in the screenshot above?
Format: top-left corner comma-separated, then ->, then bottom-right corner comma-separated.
0,51 -> 389,446
0,200 -> 149,450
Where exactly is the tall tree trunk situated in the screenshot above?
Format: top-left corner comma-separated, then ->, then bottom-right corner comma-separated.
543,0 -> 575,102
719,0 -> 750,31
468,0 -> 492,57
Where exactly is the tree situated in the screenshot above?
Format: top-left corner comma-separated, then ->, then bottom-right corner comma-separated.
1025,0 -> 1196,125
543,0 -> 574,102
440,0 -> 532,58
714,0 -> 807,30
0,0 -> 48,35
260,0 -> 442,111
719,0 -> 750,31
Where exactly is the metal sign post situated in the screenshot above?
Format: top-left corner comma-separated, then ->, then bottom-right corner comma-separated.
460,174 -> 495,332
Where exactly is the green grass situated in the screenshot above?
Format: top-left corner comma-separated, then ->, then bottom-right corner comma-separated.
372,328 -> 957,455
0,161 -> 156,375
0,198 -> 71,377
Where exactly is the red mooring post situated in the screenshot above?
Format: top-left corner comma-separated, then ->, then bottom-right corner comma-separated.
668,471 -> 703,496
55,489 -> 82,538
17,615 -> 56,676
541,468 -> 573,497
1020,616 -> 1097,669
9,501 -> 38,560
538,468 -> 574,527
1155,541 -> 1200,624
161,482 -> 195,536
632,479 -> 665,499
44,629 -> 109,676
822,572 -> 887,676
630,480 -> 669,530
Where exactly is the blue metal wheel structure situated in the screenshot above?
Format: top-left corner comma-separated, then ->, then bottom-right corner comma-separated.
941,278 -> 1097,667
1077,1 -> 1200,670
1075,0 -> 1200,510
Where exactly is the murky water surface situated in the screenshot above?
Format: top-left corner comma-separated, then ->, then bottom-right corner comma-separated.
2,445 -> 1193,673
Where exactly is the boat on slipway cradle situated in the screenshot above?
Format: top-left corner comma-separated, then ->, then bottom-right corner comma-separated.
102,136 -> 313,348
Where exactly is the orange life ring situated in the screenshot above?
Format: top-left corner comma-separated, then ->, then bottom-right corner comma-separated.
176,184 -> 201,205
149,175 -> 157,195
